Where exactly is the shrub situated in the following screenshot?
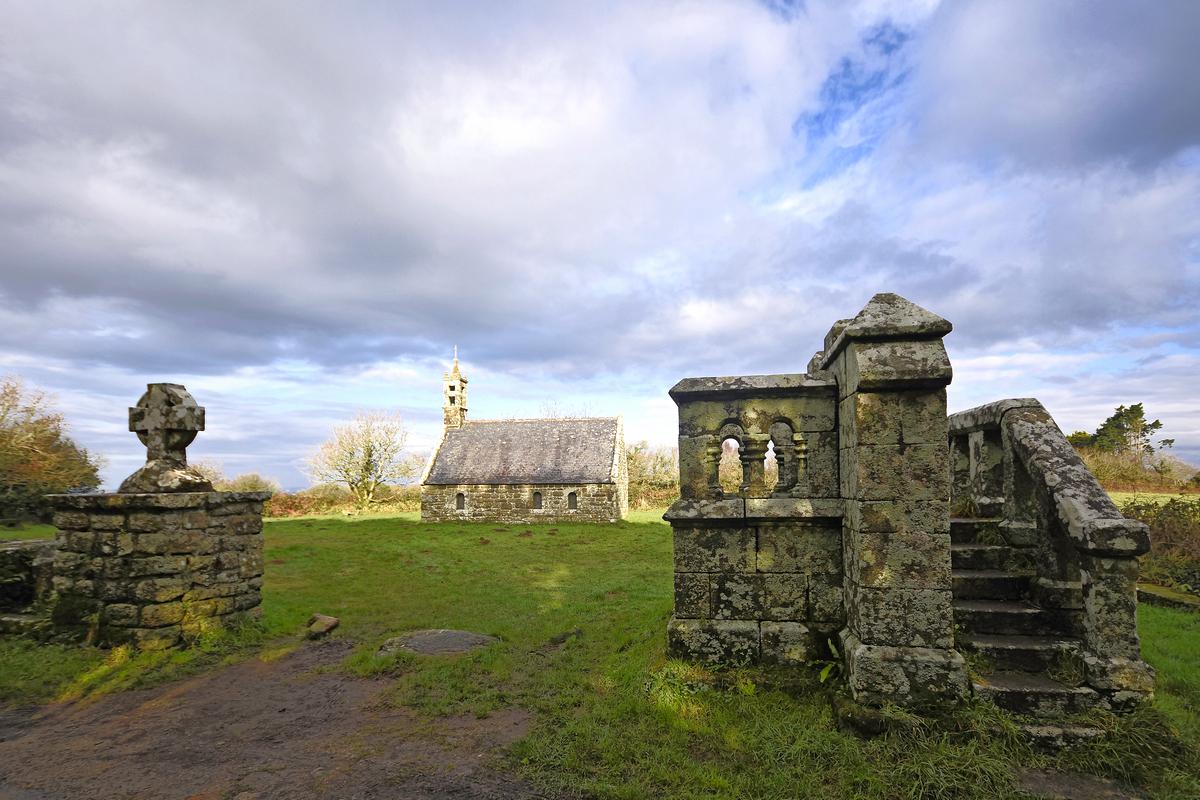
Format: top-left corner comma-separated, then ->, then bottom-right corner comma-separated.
1123,497 -> 1200,595
264,483 -> 420,518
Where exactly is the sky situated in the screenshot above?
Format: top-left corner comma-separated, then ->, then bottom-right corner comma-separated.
1,0 -> 1197,490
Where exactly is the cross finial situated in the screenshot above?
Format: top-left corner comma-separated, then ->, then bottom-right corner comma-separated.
118,383 -> 214,493
453,345 -> 458,365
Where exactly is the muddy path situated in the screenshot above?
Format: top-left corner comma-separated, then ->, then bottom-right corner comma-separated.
0,641 -> 551,800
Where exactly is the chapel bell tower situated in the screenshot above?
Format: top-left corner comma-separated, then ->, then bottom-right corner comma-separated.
443,347 -> 468,428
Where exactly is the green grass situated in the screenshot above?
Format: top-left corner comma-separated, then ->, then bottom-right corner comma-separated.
0,512 -> 1197,799
1108,490 -> 1194,507
0,522 -> 56,541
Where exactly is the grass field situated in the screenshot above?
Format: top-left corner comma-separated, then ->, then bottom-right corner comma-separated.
0,522 -> 55,541
1,510 -> 1198,799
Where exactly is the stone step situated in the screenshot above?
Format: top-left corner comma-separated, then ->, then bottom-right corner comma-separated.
953,599 -> 1079,636
1017,722 -> 1107,750
950,517 -> 1003,545
952,569 -> 1030,601
973,671 -> 1099,718
960,633 -> 1080,673
951,543 -> 1036,572
0,612 -> 46,636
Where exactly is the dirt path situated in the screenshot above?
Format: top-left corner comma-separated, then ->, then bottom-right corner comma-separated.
0,641 -> 550,800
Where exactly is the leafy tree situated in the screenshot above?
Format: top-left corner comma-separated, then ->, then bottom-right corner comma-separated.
625,441 -> 679,508
0,375 -> 102,518
307,410 -> 420,508
189,459 -> 280,493
1091,403 -> 1171,458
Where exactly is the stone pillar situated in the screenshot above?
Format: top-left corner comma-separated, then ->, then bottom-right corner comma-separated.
824,293 -> 967,707
48,491 -> 268,649
45,383 -> 267,649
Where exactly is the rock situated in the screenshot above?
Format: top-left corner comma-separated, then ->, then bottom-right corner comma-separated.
378,629 -> 498,656
306,614 -> 340,639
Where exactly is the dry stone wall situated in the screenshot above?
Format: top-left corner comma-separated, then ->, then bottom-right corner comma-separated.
47,491 -> 268,649
422,482 -> 622,523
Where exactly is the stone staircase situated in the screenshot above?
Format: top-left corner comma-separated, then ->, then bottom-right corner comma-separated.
950,517 -> 1101,729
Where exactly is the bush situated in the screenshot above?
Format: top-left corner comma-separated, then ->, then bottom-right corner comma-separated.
264,484 -> 420,518
1122,497 -> 1200,595
1081,450 -> 1196,493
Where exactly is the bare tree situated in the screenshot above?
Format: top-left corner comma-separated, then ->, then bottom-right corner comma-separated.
308,411 -> 417,507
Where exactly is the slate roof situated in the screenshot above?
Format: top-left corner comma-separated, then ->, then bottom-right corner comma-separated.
425,417 -> 620,486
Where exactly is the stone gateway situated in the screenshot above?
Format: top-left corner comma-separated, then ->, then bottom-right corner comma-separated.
420,352 -> 628,523
665,293 -> 1153,719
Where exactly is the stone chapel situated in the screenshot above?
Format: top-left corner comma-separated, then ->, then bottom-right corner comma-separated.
420,352 -> 628,523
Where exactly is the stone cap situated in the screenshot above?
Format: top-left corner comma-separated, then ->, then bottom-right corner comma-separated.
821,293 -> 952,370
668,373 -> 836,402
665,497 -> 843,522
46,491 -> 272,511
948,398 -> 1041,435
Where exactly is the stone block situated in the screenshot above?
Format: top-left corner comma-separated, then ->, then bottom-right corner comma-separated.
52,511 -> 89,531
667,618 -> 758,665
133,577 -> 189,603
89,514 -> 126,531
678,436 -> 714,500
140,601 -> 185,627
103,603 -> 140,627
842,392 -> 945,446
846,499 -> 948,536
808,574 -> 845,624
673,526 -> 755,572
842,340 -> 952,397
841,632 -> 967,707
844,528 -> 951,590
848,443 -> 949,502
760,622 -> 813,666
756,524 -> 841,573
674,573 -> 710,618
712,573 -> 806,621
134,531 -> 218,556
1079,556 -> 1141,660
848,585 -> 954,649
793,431 -> 840,497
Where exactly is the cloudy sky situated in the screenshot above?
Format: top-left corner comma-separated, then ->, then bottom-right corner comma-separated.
1,0 -> 1198,489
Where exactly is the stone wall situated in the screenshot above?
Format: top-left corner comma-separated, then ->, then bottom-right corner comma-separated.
667,502 -> 843,665
47,491 -> 268,649
665,371 -> 844,666
0,539 -> 54,613
421,482 -> 622,523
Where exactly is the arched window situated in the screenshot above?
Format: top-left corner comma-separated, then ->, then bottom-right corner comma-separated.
763,440 -> 779,493
533,491 -> 543,510
718,437 -> 742,495
567,491 -> 578,510
455,492 -> 465,510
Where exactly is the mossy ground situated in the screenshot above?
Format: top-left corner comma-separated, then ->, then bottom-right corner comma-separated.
0,509 -> 1196,799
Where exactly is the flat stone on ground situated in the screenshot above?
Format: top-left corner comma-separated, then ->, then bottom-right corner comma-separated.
380,629 -> 499,656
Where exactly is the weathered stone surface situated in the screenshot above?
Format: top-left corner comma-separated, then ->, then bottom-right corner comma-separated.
674,526 -> 755,572
118,384 -> 213,494
846,499 -> 948,536
306,614 -> 340,639
667,619 -> 758,665
0,539 -> 55,611
845,443 -> 949,502
44,492 -> 266,648
674,573 -> 710,618
380,629 -> 499,656
711,573 -> 806,621
848,585 -> 954,649
760,621 -> 812,666
808,574 -> 845,624
840,631 -> 968,707
841,391 -> 947,447
756,524 -> 841,573
421,482 -> 624,523
841,340 -> 952,397
844,529 -> 951,590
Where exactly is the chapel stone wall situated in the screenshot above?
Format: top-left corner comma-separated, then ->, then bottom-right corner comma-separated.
421,482 -> 622,523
